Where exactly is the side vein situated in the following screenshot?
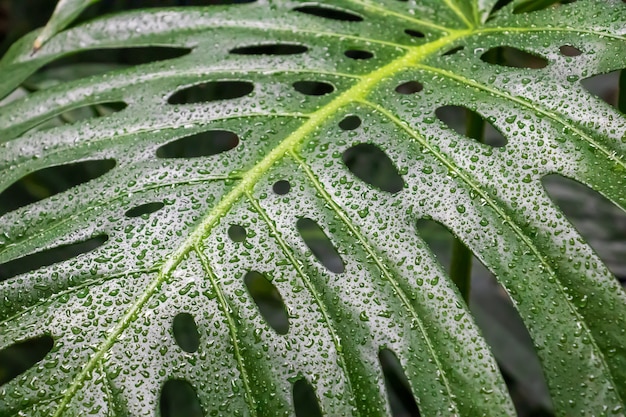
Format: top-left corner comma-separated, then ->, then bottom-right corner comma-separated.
416,64 -> 626,170
245,191 -> 361,416
49,32 -> 466,415
195,244 -> 257,415
362,99 -> 624,405
290,151 -> 461,414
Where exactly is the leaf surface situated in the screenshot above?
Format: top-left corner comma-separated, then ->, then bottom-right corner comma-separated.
32,0 -> 101,52
0,1 -> 625,416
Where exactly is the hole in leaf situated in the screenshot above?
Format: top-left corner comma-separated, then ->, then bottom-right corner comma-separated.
581,69 -> 624,112
0,159 -> 116,217
338,115 -> 361,130
480,46 -> 549,69
160,379 -> 204,417
488,0 -> 513,17
404,29 -> 425,38
40,47 -> 191,68
293,5 -> 363,22
559,45 -> 582,57
395,81 -> 423,94
53,101 -> 127,126
0,335 -> 54,386
293,378 -> 323,417
156,130 -> 239,158
342,143 -> 405,193
167,81 -> 253,104
344,49 -> 373,60
293,81 -> 334,96
415,219 -> 555,414
296,218 -> 345,274
542,174 -> 626,283
125,201 -> 164,218
474,267 -> 555,415
227,225 -> 247,242
416,217 -> 474,297
435,105 -> 507,147
183,0 -> 255,4
442,46 -> 464,56
513,0 -> 576,13
230,43 -> 308,55
415,219 -> 455,274
272,180 -> 291,195
17,102 -> 126,137
244,271 -> 290,335
172,313 -> 200,353
0,235 -> 108,282
379,348 -> 421,417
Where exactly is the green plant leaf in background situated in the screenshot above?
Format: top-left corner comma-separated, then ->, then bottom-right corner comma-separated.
32,0 -> 100,52
0,0 -> 625,416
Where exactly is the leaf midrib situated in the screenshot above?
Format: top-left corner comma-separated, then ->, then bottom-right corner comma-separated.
49,30 -> 469,415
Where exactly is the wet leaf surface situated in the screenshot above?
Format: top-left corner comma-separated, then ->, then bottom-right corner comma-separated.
0,1 -> 625,416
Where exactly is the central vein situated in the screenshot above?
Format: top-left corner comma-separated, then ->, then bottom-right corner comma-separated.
52,29 -> 466,415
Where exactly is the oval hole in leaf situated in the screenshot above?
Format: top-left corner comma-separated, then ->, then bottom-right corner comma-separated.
39,46 -> 191,68
244,271 -> 290,335
56,101 -> 127,125
342,143 -> 404,194
379,348 -> 421,417
272,180 -> 291,195
480,46 -> 548,69
296,218 -> 345,274
227,224 -> 247,242
560,45 -> 582,57
512,0 -> 570,14
442,46 -> 463,56
404,29 -> 425,38
168,81 -> 253,104
0,235 -> 108,282
338,115 -> 361,131
581,68 -> 625,113
293,81 -> 334,96
160,379 -> 203,417
395,81 -> 423,94
415,218 -> 555,413
230,43 -> 308,55
172,313 -> 200,353
293,378 -> 323,417
488,0 -> 513,17
156,130 -> 239,158
293,5 -> 363,22
18,102 -> 126,138
344,49 -> 373,60
0,335 -> 54,386
435,105 -> 507,147
0,159 -> 116,217
125,201 -> 164,218
542,174 -> 626,284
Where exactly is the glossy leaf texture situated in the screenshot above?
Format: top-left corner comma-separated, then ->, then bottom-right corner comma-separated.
32,0 -> 102,52
1,1 -> 625,416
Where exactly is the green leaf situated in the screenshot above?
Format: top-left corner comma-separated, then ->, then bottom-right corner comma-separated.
1,1 -> 625,416
32,0 -> 101,52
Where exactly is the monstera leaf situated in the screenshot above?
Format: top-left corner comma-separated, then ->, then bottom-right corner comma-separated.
1,0 -> 625,416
